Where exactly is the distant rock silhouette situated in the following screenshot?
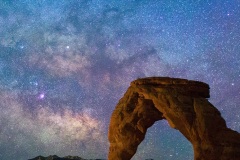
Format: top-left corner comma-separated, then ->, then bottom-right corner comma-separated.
28,155 -> 105,160
108,77 -> 240,160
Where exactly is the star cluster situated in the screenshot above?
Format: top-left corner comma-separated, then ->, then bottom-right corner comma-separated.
0,1 -> 239,160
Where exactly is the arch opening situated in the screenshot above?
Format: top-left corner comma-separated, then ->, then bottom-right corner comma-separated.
131,119 -> 194,160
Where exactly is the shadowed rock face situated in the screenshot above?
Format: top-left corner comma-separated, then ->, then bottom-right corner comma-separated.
108,77 -> 240,160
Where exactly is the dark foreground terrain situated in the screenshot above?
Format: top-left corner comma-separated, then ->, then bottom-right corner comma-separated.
29,155 -> 106,160
29,155 -> 154,160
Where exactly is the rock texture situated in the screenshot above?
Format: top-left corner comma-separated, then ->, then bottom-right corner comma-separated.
108,77 -> 240,160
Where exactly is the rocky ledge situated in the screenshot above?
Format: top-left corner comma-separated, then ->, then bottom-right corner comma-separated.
108,77 -> 240,160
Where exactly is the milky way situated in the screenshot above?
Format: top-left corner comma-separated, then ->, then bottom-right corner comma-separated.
0,1 -> 239,160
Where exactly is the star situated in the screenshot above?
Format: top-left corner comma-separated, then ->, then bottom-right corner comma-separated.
38,93 -> 45,100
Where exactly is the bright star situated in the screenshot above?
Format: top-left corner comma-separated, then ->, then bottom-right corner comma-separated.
38,93 -> 45,99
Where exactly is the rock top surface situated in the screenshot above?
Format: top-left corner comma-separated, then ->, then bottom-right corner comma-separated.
108,77 -> 240,160
131,77 -> 208,86
131,77 -> 210,98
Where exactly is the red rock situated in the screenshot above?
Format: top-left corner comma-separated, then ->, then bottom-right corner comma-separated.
108,77 -> 240,160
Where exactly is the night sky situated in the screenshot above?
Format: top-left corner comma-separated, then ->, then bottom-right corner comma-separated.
0,0 -> 240,160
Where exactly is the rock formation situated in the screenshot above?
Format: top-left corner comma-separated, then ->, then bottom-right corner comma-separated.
29,155 -> 84,160
28,155 -> 106,160
108,77 -> 240,160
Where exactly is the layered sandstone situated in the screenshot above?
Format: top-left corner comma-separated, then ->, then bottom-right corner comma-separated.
108,77 -> 240,160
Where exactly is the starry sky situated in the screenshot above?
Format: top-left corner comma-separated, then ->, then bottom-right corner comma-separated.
0,0 -> 239,160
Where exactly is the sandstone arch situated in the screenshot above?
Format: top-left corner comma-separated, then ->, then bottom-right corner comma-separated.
108,77 -> 240,160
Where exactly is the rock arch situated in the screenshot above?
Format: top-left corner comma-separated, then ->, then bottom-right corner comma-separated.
108,77 -> 240,160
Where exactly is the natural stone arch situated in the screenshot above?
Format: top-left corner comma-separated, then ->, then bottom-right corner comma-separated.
108,77 -> 240,160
